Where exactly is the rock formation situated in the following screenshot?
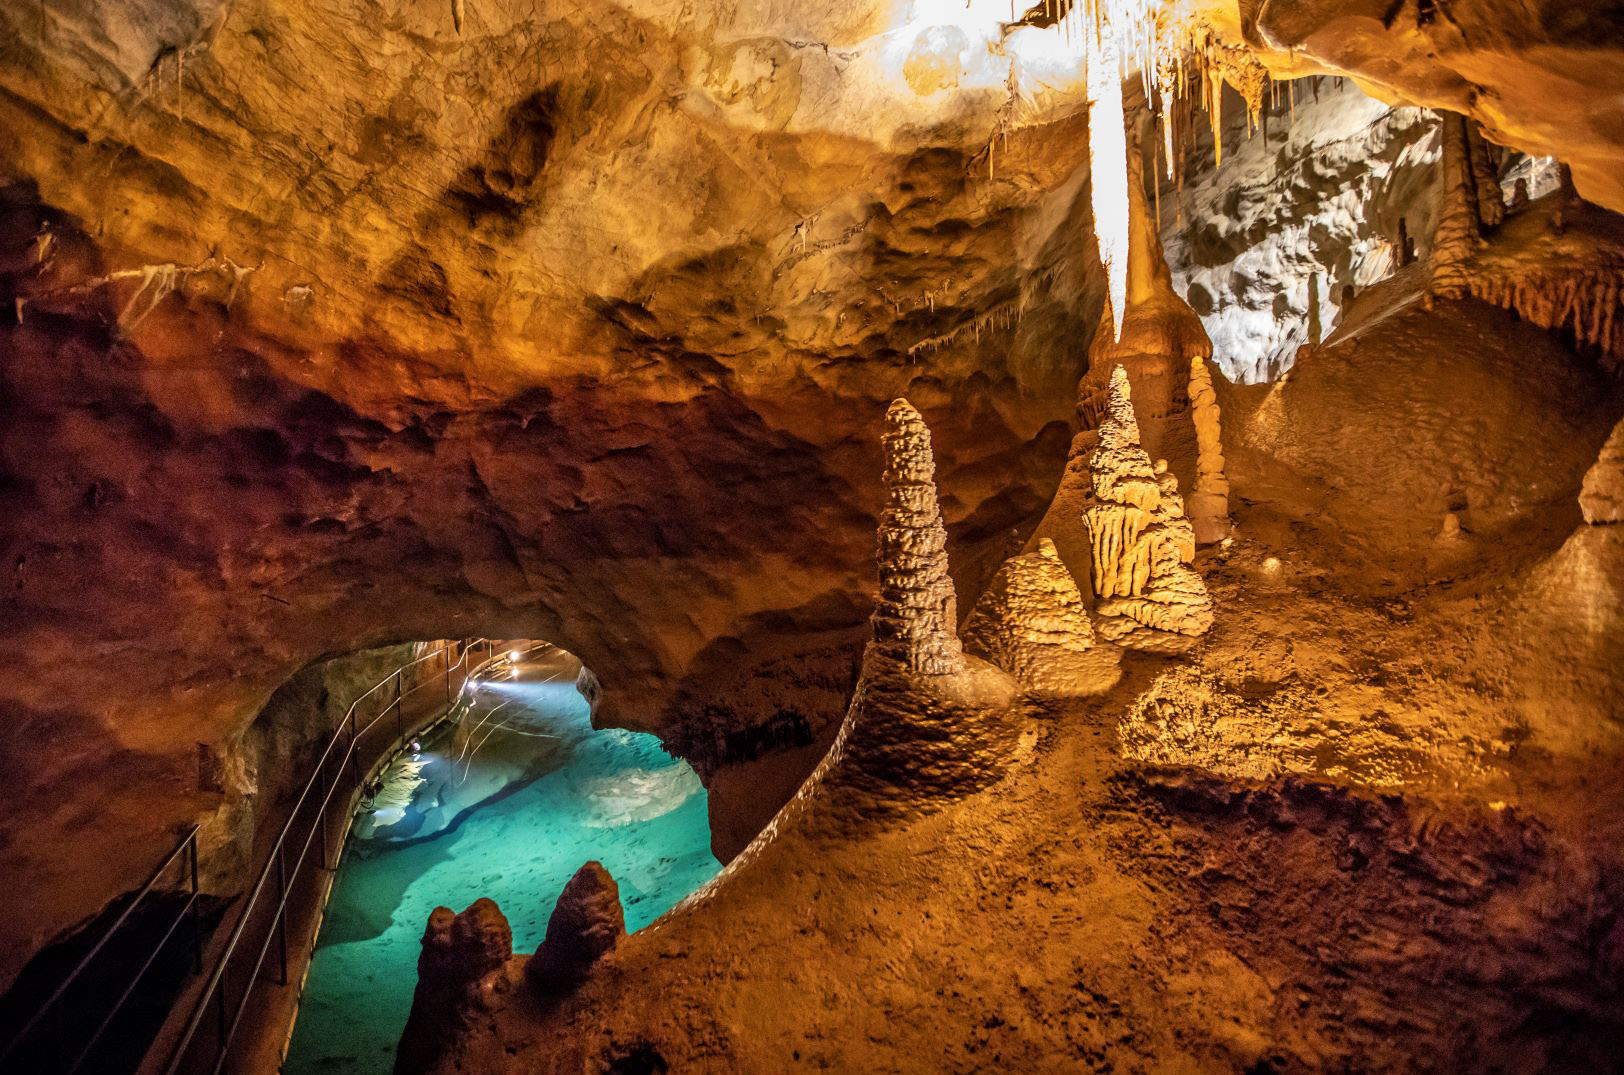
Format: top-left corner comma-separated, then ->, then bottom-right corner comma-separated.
396,898 -> 513,1075
1467,123 -> 1507,231
813,402 -> 1020,819
1581,418 -> 1624,525
1084,368 -> 1214,649
524,861 -> 626,994
871,400 -> 965,677
961,539 -> 1115,698
1186,356 -> 1231,545
1431,112 -> 1484,300
1078,120 -> 1211,464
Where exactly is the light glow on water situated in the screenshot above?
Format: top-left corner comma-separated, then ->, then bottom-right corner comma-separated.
283,660 -> 719,1075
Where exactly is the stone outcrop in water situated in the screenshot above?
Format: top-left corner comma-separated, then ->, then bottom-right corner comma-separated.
525,860 -> 627,994
1581,418 -> 1624,525
396,898 -> 513,1075
1084,368 -> 1214,650
961,539 -> 1107,698
871,400 -> 964,676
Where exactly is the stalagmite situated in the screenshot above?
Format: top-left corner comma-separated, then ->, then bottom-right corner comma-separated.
962,539 -> 1103,697
1466,123 -> 1506,230
1307,272 -> 1322,349
1186,355 -> 1231,544
1580,417 -> 1624,525
397,899 -> 513,1074
525,861 -> 626,994
1084,367 -> 1214,647
871,400 -> 965,675
815,402 -> 1022,815
1083,367 -> 1161,600
1431,112 -> 1484,300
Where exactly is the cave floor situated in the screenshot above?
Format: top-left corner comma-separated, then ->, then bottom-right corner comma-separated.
410,295 -> 1624,1074
427,521 -> 1624,1073
281,653 -> 720,1075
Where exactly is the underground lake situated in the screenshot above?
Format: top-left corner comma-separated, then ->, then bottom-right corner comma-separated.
281,647 -> 721,1075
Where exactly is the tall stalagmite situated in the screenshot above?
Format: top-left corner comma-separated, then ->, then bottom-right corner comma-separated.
1432,112 -> 1485,299
871,399 -> 964,675
1084,368 -> 1214,648
1187,355 -> 1232,545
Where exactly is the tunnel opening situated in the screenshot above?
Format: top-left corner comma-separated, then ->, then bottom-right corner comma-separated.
280,641 -> 720,1075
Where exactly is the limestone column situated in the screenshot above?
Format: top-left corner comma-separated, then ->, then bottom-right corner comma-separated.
1431,112 -> 1483,299
871,399 -> 964,675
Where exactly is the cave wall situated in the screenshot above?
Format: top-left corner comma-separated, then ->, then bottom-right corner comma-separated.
0,0 -> 1110,985
1162,77 -> 1440,383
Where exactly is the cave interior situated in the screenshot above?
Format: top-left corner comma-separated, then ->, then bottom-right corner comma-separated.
2,0 -> 1624,1072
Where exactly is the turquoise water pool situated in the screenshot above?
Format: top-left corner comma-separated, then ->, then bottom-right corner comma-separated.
282,655 -> 720,1075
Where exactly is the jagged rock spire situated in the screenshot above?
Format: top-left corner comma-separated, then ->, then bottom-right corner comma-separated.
871,399 -> 964,675
525,861 -> 625,994
1083,367 -> 1214,647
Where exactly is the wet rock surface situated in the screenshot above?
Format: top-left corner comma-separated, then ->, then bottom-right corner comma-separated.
522,861 -> 625,995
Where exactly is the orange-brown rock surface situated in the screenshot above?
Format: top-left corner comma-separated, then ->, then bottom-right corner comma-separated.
2,0 -> 1624,1065
522,861 -> 625,995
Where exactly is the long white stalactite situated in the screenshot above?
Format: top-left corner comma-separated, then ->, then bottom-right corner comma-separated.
1087,5 -> 1130,342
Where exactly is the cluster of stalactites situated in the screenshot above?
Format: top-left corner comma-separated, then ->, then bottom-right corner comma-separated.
1082,367 -> 1214,642
871,399 -> 965,676
1429,112 -> 1623,369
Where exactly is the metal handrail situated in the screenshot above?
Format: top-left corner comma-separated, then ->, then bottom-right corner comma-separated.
0,825 -> 201,1073
159,638 -> 498,1075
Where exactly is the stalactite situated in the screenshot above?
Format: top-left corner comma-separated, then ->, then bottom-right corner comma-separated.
1461,268 -> 1624,372
1087,8 -> 1130,342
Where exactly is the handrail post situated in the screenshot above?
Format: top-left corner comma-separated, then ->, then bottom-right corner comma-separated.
274,846 -> 289,987
347,710 -> 359,787
189,833 -> 203,973
316,754 -> 331,872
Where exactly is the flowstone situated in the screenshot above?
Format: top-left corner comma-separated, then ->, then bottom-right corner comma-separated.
1084,368 -> 1214,650
963,539 -> 1117,698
